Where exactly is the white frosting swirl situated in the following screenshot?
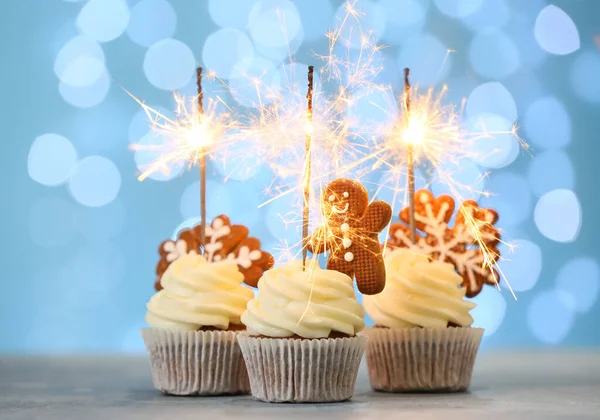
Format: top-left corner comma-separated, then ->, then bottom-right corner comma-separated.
241,260 -> 365,338
363,249 -> 475,328
146,254 -> 254,330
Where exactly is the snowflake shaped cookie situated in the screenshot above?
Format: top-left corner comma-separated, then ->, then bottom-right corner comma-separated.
387,189 -> 501,298
155,214 -> 274,290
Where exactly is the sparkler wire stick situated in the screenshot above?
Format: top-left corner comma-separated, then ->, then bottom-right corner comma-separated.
197,67 -> 207,252
404,67 -> 417,244
302,65 -> 315,270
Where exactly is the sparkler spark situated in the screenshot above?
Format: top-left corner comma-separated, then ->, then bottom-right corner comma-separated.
366,82 -> 527,300
126,0 -> 526,302
126,78 -> 236,182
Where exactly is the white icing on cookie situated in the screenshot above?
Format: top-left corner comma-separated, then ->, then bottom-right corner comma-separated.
332,203 -> 349,214
342,238 -> 352,248
204,217 -> 231,262
164,239 -> 197,262
227,245 -> 262,269
341,223 -> 350,233
344,252 -> 354,262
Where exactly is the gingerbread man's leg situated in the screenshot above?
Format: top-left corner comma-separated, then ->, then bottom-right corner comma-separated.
353,239 -> 386,295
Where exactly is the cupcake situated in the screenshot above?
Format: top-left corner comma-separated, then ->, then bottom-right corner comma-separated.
141,253 -> 254,395
237,260 -> 366,403
362,249 -> 483,392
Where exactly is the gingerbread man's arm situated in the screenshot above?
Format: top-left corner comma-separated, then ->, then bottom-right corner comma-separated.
306,226 -> 333,255
359,201 -> 392,234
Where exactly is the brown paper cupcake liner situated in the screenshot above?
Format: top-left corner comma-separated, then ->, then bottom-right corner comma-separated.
237,334 -> 367,403
141,328 -> 250,396
363,327 -> 483,392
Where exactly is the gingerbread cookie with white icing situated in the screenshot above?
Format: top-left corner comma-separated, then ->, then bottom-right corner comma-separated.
307,178 -> 392,295
387,189 -> 501,298
155,215 -> 274,290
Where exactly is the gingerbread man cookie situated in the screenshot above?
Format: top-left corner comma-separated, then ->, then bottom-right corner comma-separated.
155,214 -> 274,290
387,189 -> 501,298
307,178 -> 392,295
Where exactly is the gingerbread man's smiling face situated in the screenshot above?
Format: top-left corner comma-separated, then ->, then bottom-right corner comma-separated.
323,179 -> 369,223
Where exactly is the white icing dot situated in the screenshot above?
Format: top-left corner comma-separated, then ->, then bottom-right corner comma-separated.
343,191 -> 349,198
341,223 -> 350,233
328,195 -> 335,202
344,252 -> 354,262
342,238 -> 352,249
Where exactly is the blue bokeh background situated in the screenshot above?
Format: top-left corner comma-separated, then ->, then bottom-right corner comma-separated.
3,0 -> 600,353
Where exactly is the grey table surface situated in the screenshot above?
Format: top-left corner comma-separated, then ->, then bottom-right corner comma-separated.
0,351 -> 599,420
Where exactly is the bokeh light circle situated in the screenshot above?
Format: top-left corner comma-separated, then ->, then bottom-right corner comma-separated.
28,197 -> 77,248
59,71 -> 111,108
229,57 -> 280,107
202,28 -> 254,79
213,138 -> 264,182
555,258 -> 600,313
379,0 -> 427,46
570,51 -> 600,104
144,39 -> 195,90
133,132 -> 185,182
347,88 -> 396,129
498,239 -> 542,292
431,160 -> 484,201
527,289 -> 575,345
462,0 -> 510,32
276,62 -> 322,101
467,113 -> 519,169
524,96 -> 571,150
376,170 -> 428,207
471,287 -> 507,337
466,82 -> 517,123
76,0 -> 130,43
28,134 -> 78,187
128,106 -> 170,143
534,189 -> 581,243
527,150 -> 574,197
126,0 -> 177,47
69,156 -> 122,207
296,0 -> 335,41
480,172 -> 532,227
248,0 -> 303,61
534,5 -> 580,55
333,0 -> 386,48
180,180 -> 234,221
172,217 -> 201,240
507,13 -> 548,69
469,30 -> 520,79
54,35 -> 105,87
265,193 -> 300,243
221,181 -> 262,229
208,0 -> 257,29
398,34 -> 451,85
434,0 -> 483,18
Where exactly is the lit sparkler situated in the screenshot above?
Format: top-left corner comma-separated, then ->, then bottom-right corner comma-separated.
128,73 -> 235,185
234,1 -> 388,264
369,77 -> 526,299
302,65 -> 315,270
